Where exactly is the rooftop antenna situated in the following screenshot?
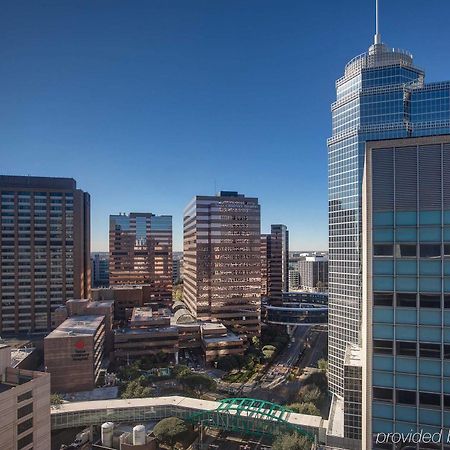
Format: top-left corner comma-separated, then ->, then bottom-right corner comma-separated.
374,0 -> 381,45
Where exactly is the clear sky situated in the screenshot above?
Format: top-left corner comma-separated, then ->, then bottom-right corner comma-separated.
2,1 -> 450,252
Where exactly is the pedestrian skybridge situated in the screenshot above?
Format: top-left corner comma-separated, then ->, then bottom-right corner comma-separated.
187,397 -> 315,440
51,395 -> 327,443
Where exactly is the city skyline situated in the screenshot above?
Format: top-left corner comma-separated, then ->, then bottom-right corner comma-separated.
4,1 -> 450,252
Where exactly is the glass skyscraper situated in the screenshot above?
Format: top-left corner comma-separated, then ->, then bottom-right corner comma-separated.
328,34 -> 450,402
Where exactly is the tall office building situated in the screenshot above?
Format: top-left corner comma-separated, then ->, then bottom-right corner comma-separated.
328,28 -> 450,400
261,224 -> 289,304
362,136 -> 450,449
91,252 -> 109,287
298,255 -> 328,291
109,212 -> 172,306
183,191 -> 261,336
272,224 -> 289,293
0,176 -> 90,334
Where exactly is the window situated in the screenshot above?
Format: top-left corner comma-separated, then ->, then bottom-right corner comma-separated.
374,244 -> 394,256
17,432 -> 33,450
445,244 -> 450,257
420,392 -> 441,407
17,391 -> 32,403
396,244 -> 417,257
444,345 -> 450,359
420,244 -> 441,258
396,341 -> 417,357
445,395 -> 450,409
396,389 -> 416,405
445,296 -> 450,308
420,294 -> 441,309
17,418 -> 32,435
396,293 -> 417,307
420,343 -> 441,358
374,292 -> 393,306
373,387 -> 393,402
17,403 -> 32,419
373,340 -> 393,355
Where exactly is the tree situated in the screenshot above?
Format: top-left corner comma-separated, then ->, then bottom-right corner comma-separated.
297,385 -> 322,405
179,373 -> 216,397
272,432 -> 312,450
120,377 -> 153,399
317,359 -> 328,372
173,364 -> 192,379
262,344 -> 277,361
50,393 -> 64,408
288,402 -> 320,416
153,417 -> 193,450
217,355 -> 241,372
302,371 -> 328,392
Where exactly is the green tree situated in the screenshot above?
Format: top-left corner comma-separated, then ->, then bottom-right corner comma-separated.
153,417 -> 193,450
50,393 -> 64,408
297,385 -> 322,405
121,377 -> 153,399
288,402 -> 321,416
272,432 -> 312,450
262,344 -> 277,361
302,371 -> 328,392
179,373 -> 216,397
173,364 -> 192,379
317,359 -> 328,372
217,355 -> 241,372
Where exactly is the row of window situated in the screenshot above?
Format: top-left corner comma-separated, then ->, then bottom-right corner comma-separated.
375,243 -> 450,258
374,292 -> 450,308
374,387 -> 450,408
374,339 -> 450,358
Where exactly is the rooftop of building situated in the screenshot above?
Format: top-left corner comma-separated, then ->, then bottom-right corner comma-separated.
201,322 -> 227,333
202,331 -> 242,345
114,325 -> 178,336
46,315 -> 105,339
0,175 -> 77,190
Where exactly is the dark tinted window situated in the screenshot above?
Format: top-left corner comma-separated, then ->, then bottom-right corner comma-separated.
444,345 -> 450,359
420,343 -> 441,358
420,244 -> 441,258
420,392 -> 441,407
420,294 -> 441,308
374,293 -> 393,306
396,293 -> 417,307
444,244 -> 450,257
396,341 -> 417,357
444,295 -> 450,308
373,387 -> 393,402
397,244 -> 417,257
373,340 -> 393,355
17,403 -> 32,419
445,395 -> 450,409
18,433 -> 33,450
396,389 -> 416,405
374,244 -> 394,256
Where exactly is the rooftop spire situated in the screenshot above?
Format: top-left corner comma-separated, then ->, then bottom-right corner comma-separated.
374,0 -> 381,45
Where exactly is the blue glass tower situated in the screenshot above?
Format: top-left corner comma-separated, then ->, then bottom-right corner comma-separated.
328,33 -> 450,402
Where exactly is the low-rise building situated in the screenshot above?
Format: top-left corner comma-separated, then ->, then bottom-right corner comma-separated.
44,315 -> 105,393
201,322 -> 244,362
0,344 -> 51,450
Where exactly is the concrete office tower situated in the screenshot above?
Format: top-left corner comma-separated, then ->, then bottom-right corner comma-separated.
91,252 -> 109,287
109,212 -> 172,306
183,191 -> 261,336
362,136 -> 450,449
261,225 -> 289,304
328,32 -> 450,399
0,176 -> 90,334
0,344 -> 51,449
298,255 -> 328,291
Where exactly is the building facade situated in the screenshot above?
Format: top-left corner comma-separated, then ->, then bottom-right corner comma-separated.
91,252 -> 109,287
0,176 -> 90,334
298,256 -> 328,291
0,345 -> 51,450
272,224 -> 289,293
183,191 -> 261,336
328,35 -> 450,399
109,213 -> 172,307
44,315 -> 105,392
362,136 -> 450,449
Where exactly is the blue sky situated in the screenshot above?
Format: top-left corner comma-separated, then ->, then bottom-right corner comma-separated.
2,1 -> 450,251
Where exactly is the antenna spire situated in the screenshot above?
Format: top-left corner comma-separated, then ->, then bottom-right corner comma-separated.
374,0 -> 381,45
